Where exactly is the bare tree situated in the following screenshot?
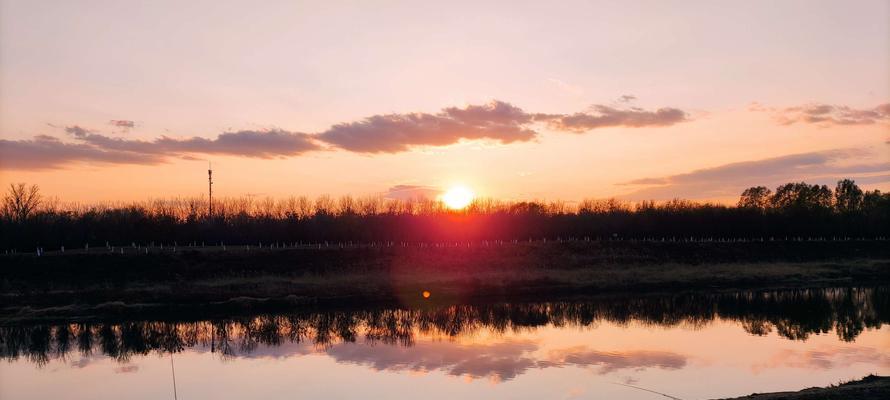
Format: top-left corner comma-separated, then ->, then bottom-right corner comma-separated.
3,183 -> 42,222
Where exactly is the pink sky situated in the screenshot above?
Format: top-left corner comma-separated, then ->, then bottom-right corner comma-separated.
1,0 -> 888,203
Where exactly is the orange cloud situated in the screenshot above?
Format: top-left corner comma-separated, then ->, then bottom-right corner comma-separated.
1,100 -> 689,170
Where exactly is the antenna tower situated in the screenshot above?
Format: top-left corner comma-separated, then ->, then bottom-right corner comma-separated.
208,162 -> 213,219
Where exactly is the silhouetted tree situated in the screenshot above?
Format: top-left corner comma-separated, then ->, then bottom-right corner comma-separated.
835,179 -> 864,213
771,182 -> 832,211
738,186 -> 772,210
2,179 -> 889,250
863,190 -> 890,210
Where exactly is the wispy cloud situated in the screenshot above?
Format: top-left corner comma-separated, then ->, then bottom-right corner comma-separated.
752,102 -> 890,126
539,105 -> 687,132
1,99 -> 688,170
620,146 -> 890,200
384,185 -> 442,201
617,95 -> 637,103
109,120 -> 136,132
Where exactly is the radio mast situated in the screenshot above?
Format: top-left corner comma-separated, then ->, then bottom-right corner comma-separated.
208,162 -> 213,219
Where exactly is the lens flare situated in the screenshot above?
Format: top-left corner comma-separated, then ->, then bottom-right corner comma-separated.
441,186 -> 474,210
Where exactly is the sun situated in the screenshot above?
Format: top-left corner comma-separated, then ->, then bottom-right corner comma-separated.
441,185 -> 475,210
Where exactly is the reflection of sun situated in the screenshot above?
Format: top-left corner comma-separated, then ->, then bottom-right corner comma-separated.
442,186 -> 475,210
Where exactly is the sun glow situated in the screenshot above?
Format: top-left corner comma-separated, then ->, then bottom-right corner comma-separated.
441,185 -> 475,210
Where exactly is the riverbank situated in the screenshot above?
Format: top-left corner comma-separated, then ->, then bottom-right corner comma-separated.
2,241 -> 888,322
716,375 -> 890,399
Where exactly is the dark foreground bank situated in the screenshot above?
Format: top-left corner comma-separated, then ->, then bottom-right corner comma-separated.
716,375 -> 890,400
2,241 -> 888,321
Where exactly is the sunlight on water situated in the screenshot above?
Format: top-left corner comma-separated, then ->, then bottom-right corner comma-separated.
1,287 -> 888,400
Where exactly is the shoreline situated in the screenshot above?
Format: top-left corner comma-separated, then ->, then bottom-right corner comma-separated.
5,280 -> 886,324
2,241 -> 888,322
714,375 -> 889,400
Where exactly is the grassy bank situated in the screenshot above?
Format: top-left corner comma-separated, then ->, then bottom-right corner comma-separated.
715,375 -> 890,400
2,241 -> 888,321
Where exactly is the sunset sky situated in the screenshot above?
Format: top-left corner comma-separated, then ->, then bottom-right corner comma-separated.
1,0 -> 888,203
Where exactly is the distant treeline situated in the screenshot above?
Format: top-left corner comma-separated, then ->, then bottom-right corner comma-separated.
2,287 -> 886,366
2,179 -> 889,249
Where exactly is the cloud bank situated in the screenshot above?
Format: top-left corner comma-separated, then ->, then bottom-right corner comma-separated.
620,146 -> 890,200
1,100 -> 688,170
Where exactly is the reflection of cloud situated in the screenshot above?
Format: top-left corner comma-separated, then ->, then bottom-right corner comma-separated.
113,365 -> 139,373
549,346 -> 687,373
323,340 -> 687,382
326,339 -> 539,381
67,355 -> 101,369
752,346 -> 890,373
1,99 -> 688,170
69,358 -> 92,368
384,185 -> 442,201
217,341 -> 314,360
754,102 -> 890,126
620,147 -> 890,200
564,386 -> 587,399
621,376 -> 639,385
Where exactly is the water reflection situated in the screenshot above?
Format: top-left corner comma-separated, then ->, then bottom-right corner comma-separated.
2,287 -> 886,371
323,340 -> 690,381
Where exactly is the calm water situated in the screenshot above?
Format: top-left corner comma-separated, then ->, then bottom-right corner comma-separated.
2,287 -> 888,400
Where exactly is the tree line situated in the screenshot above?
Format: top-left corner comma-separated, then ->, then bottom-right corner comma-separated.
2,179 -> 889,250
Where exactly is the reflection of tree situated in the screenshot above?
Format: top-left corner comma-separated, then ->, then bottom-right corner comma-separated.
53,324 -> 72,361
2,287 -> 886,366
76,324 -> 93,356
